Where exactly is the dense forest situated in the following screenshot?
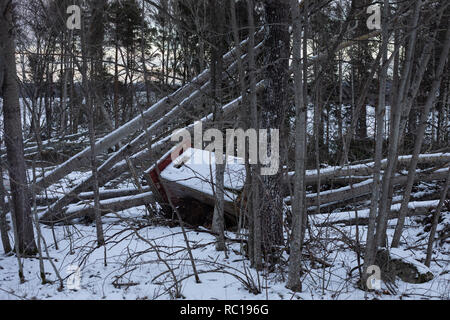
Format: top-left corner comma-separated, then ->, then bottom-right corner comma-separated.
0,0 -> 449,300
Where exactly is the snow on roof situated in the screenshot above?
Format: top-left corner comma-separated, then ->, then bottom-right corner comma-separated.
160,147 -> 246,201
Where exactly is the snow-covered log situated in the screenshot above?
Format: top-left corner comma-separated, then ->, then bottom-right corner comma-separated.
285,169 -> 450,207
76,187 -> 151,201
40,191 -> 155,224
7,187 -> 151,208
289,153 -> 450,185
312,199 -> 445,226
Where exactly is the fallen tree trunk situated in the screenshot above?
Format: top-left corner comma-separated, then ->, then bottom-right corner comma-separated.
34,32 -> 262,192
38,29 -> 396,223
77,187 -> 151,201
39,80 -> 257,223
289,153 -> 450,185
34,187 -> 151,205
313,199 -> 443,226
1,132 -> 91,156
285,169 -> 450,207
40,191 -> 155,224
37,43 -> 263,223
23,141 -> 90,163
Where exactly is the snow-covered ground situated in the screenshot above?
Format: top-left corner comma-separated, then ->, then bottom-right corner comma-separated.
0,200 -> 448,300
0,151 -> 448,300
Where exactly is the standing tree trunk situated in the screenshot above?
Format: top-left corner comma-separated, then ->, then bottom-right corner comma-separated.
260,0 -> 290,262
114,11 -> 120,129
0,1 -> 36,255
337,51 -> 343,143
88,0 -> 109,128
85,2 -> 106,246
230,0 -> 253,261
286,0 -> 305,292
210,0 -> 226,252
363,0 -> 390,283
247,0 -> 262,270
0,140 -> 12,254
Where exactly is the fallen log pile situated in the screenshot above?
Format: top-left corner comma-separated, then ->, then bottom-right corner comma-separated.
2,132 -> 101,164
37,32 -> 263,224
290,153 -> 450,186
148,145 -> 449,220
36,142 -> 450,223
300,169 -> 450,208
13,27 -> 445,226
34,187 -> 151,206
5,187 -> 151,217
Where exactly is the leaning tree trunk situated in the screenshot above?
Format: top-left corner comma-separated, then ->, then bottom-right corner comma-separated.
376,1 -> 444,246
392,24 -> 450,248
425,168 -> 450,267
0,1 -> 36,255
375,0 -> 422,249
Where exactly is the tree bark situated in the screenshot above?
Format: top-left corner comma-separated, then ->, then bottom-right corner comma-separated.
260,0 -> 290,260
364,0 -> 390,278
0,1 -> 37,255
210,0 -> 226,252
85,2 -> 106,246
286,0 -> 305,292
247,0 -> 262,270
0,141 -> 12,254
